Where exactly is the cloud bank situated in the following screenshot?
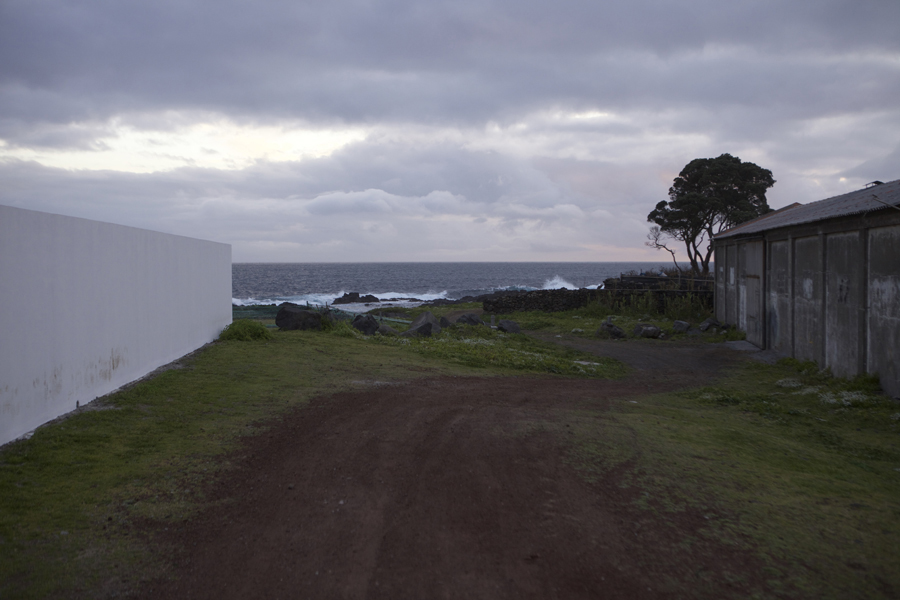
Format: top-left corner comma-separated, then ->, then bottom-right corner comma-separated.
1,0 -> 898,261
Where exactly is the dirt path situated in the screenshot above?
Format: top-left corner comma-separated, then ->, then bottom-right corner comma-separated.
140,340 -> 766,599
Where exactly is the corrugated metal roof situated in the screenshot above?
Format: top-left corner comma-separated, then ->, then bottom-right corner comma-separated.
715,178 -> 900,239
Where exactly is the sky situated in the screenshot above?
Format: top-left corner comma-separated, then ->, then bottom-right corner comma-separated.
1,0 -> 898,262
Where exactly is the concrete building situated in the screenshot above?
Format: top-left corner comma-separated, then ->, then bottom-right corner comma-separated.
713,179 -> 900,397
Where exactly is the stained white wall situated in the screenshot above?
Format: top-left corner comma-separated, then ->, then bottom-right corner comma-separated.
0,206 -> 231,446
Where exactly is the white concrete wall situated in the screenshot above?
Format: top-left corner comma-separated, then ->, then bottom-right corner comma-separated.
0,205 -> 232,446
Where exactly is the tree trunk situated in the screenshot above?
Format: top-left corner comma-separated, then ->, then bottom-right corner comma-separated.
683,239 -> 701,274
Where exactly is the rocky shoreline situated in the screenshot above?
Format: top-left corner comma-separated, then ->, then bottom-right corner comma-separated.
236,275 -> 714,316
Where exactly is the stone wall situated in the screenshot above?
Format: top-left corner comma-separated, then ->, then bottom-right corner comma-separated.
483,289 -> 598,313
483,288 -> 713,314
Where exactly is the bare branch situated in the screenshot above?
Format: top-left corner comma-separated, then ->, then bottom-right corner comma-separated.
645,226 -> 681,271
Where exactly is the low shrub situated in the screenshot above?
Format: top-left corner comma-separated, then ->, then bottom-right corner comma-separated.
218,319 -> 274,341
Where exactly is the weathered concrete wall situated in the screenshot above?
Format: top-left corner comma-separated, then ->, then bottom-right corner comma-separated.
792,235 -> 823,363
767,239 -> 791,354
868,225 -> 900,397
482,287 -> 713,314
824,232 -> 862,378
0,206 -> 232,446
738,241 -> 764,347
724,244 -> 737,326
715,247 -> 726,320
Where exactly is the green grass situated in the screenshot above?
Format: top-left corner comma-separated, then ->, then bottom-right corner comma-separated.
404,302 -> 483,321
493,306 -> 745,342
478,288 -> 750,342
390,323 -> 626,377
318,318 -> 628,378
562,358 -> 900,599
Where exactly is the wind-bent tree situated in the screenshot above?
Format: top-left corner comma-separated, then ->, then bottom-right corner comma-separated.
647,153 -> 775,275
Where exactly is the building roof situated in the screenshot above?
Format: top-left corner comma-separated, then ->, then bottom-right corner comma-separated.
715,178 -> 900,239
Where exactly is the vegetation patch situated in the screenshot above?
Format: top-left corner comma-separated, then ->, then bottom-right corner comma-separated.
404,302 -> 483,321
493,302 -> 739,343
387,325 -> 627,378
218,319 -> 274,341
563,358 -> 900,599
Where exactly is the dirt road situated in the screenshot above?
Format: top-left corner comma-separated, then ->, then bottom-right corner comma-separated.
140,339 -> 767,599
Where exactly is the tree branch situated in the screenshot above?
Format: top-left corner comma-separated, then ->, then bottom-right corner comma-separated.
645,226 -> 681,271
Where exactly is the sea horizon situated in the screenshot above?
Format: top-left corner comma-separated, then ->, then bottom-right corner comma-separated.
232,261 -> 683,309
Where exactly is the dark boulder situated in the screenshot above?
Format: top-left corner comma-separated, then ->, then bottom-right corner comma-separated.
351,314 -> 380,335
673,320 -> 690,333
497,319 -> 521,334
333,292 -> 380,305
276,303 -> 324,331
440,316 -> 451,328
699,317 -> 722,332
633,323 -> 662,338
597,317 -> 625,339
377,324 -> 398,336
455,313 -> 486,327
401,311 -> 442,338
402,322 -> 439,337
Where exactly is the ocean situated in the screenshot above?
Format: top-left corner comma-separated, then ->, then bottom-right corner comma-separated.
232,262 -> 674,310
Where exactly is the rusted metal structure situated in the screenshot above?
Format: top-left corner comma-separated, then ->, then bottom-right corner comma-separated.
713,179 -> 900,397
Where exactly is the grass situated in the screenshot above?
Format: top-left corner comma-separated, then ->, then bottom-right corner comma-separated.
363,296 -> 734,343
491,301 -> 745,343
562,358 -> 900,599
386,323 -> 626,377
331,305 -> 628,377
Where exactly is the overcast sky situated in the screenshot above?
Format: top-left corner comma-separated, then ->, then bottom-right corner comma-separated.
1,0 -> 898,262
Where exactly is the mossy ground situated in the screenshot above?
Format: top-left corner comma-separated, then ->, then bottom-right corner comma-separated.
562,358 -> 900,598
492,302 -> 746,342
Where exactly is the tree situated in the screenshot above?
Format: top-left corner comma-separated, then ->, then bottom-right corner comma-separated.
647,153 -> 775,275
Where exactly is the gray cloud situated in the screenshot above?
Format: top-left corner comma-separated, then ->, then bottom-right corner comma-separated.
0,133 -> 664,261
1,0 -> 898,262
2,0 -> 899,132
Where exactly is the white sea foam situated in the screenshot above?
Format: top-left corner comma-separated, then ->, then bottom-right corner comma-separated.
372,291 -> 448,302
541,275 -> 603,290
232,289 -> 449,309
232,292 -> 347,307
